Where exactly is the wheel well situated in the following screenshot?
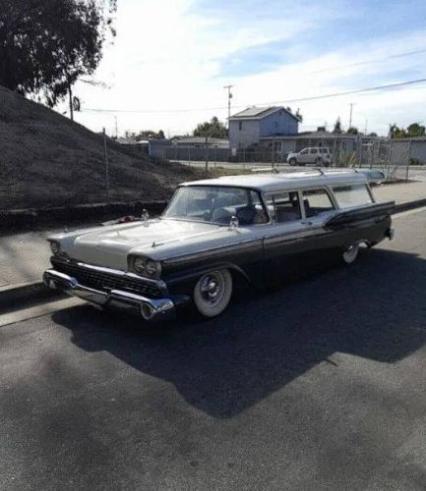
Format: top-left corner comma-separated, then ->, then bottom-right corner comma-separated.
228,267 -> 251,291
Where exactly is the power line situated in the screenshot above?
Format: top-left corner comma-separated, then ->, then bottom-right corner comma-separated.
311,47 -> 426,74
81,77 -> 426,115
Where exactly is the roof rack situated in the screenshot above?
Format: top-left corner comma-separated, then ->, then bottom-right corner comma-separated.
252,167 -> 328,176
251,167 -> 362,177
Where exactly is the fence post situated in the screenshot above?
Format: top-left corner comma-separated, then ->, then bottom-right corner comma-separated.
103,128 -> 110,203
406,139 -> 412,181
204,136 -> 209,173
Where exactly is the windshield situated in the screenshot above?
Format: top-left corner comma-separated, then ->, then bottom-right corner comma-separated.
163,186 -> 268,225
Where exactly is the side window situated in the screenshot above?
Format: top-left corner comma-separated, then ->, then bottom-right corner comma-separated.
332,184 -> 373,208
300,149 -> 308,155
302,188 -> 334,217
310,148 -> 318,154
265,191 -> 301,223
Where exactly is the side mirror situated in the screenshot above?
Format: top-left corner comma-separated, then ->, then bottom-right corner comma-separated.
229,215 -> 239,229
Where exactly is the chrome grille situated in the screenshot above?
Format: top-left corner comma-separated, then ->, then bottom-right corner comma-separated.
51,258 -> 162,298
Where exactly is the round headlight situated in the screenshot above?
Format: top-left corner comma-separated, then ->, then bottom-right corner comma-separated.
50,241 -> 60,255
133,257 -> 146,274
145,260 -> 160,277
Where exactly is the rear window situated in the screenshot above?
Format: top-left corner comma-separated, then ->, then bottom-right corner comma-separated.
333,184 -> 372,208
302,188 -> 334,217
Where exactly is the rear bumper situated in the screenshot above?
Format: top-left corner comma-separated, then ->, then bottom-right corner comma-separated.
43,269 -> 182,321
385,227 -> 395,240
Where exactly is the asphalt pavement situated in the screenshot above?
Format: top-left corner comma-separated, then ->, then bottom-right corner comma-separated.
0,209 -> 425,490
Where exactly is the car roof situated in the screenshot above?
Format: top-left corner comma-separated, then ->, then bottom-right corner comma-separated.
182,170 -> 368,193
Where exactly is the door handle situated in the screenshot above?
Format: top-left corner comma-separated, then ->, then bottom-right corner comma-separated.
301,220 -> 313,226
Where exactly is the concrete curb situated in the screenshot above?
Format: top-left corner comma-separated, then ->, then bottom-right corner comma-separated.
1,199 -> 425,311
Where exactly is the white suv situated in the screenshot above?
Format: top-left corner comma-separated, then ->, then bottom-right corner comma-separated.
287,147 -> 332,166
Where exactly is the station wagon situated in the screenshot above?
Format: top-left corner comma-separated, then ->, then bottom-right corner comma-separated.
44,170 -> 395,321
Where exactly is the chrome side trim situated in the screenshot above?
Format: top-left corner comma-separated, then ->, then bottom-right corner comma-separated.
43,269 -> 178,321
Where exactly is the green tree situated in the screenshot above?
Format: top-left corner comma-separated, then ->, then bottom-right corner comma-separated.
347,126 -> 359,135
389,124 -> 407,138
406,122 -> 425,137
389,122 -> 426,139
332,117 -> 342,134
193,116 -> 228,138
134,129 -> 166,141
0,0 -> 117,119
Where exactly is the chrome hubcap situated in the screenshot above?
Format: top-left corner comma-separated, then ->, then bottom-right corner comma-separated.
343,244 -> 358,263
200,274 -> 222,304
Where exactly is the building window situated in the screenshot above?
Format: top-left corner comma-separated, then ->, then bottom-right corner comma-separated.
239,121 -> 243,131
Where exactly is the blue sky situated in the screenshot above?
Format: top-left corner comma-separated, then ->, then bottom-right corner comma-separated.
67,0 -> 426,136
211,1 -> 426,78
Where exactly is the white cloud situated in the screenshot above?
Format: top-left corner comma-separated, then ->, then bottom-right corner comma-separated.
60,0 -> 426,137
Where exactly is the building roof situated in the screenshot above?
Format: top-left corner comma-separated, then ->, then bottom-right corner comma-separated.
261,131 -> 385,141
182,170 -> 367,193
172,136 -> 229,147
116,137 -> 149,145
229,106 -> 300,122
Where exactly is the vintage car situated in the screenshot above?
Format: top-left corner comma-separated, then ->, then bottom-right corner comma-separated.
44,170 -> 395,321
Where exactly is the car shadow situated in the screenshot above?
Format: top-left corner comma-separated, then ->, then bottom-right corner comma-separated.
53,248 -> 426,419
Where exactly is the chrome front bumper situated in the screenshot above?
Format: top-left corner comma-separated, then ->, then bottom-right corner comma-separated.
43,269 -> 176,321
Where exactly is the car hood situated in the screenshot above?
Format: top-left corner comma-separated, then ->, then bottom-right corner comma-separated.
51,218 -> 250,270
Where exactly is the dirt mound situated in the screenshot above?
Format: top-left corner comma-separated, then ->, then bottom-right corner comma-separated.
0,85 -> 200,210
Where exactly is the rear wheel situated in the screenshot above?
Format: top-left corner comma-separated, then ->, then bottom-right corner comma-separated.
342,243 -> 360,264
193,270 -> 233,318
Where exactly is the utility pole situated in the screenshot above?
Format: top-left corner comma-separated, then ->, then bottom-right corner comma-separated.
348,102 -> 355,128
364,118 -> 368,135
68,86 -> 74,121
224,85 -> 234,128
114,116 -> 118,139
103,128 -> 110,203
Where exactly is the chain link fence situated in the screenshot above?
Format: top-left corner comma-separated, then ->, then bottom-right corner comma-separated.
164,138 -> 425,182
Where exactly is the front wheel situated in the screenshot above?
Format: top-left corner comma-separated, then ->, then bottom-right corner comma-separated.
193,270 -> 233,318
289,158 -> 297,166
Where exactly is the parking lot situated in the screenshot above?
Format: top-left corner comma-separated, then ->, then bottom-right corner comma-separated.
1,208 -> 425,490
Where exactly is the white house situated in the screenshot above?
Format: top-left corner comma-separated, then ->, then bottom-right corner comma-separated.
229,106 -> 300,151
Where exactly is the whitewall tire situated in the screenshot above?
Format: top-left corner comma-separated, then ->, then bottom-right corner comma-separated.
342,243 -> 360,264
193,270 -> 233,318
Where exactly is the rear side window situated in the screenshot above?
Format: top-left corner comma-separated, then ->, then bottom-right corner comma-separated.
302,188 -> 334,217
333,184 -> 372,208
265,191 -> 301,223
